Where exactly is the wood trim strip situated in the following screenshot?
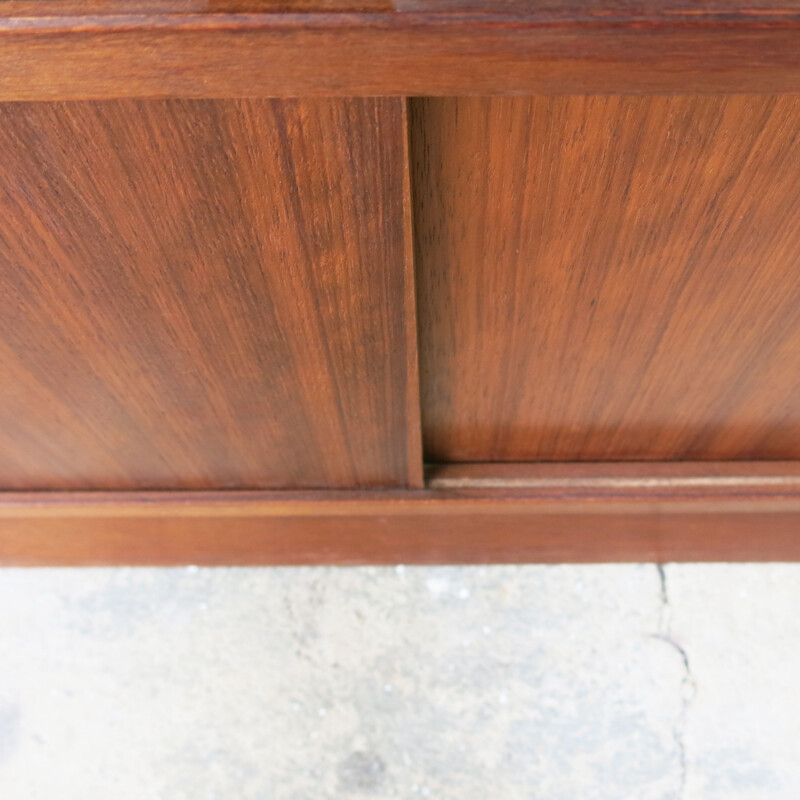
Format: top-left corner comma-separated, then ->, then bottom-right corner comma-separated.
402,98 -> 425,489
5,0 -> 800,21
3,7 -> 800,98
2,462 -> 800,565
425,462 -> 800,495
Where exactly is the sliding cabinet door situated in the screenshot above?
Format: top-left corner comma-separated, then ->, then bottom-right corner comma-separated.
0,98 -> 420,489
412,96 -> 800,462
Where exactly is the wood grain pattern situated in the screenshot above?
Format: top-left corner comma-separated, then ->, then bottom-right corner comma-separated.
401,100 -> 426,489
3,462 -> 800,565
4,4 -> 800,99
0,98 -> 419,489
8,0 -> 800,16
395,0 -> 800,13
413,96 -> 800,462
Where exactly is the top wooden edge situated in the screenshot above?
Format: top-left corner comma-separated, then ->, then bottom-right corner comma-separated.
5,0 -> 800,21
0,1 -> 395,18
3,1 -> 800,98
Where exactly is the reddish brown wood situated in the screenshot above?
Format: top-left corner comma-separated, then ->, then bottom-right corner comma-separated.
0,0 -> 394,14
0,98 -> 419,489
3,4 -> 800,99
7,0 -> 800,17
3,6 -> 800,563
2,462 -> 800,565
402,99 -> 426,489
396,0 -> 800,11
426,461 -> 800,497
413,96 -> 800,462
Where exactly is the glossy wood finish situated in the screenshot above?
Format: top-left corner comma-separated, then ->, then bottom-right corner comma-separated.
3,462 -> 800,565
413,96 -> 800,462
5,3 -> 800,99
397,0 -> 800,10
5,5 -> 800,564
0,98 -> 420,490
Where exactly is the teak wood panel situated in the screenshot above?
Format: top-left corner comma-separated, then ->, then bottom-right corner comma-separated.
413,95 -> 800,462
0,97 -> 420,490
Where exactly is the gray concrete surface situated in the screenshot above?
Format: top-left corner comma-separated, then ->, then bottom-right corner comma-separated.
0,564 -> 797,799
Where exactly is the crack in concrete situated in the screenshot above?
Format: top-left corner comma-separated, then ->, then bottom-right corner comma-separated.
654,564 -> 698,800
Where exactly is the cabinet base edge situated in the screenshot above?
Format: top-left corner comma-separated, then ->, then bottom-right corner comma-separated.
2,461 -> 800,565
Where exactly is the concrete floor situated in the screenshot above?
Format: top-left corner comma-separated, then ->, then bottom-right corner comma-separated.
0,563 -> 797,799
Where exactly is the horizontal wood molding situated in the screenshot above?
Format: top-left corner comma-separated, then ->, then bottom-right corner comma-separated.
425,462 -> 800,497
4,4 -> 800,98
3,462 -> 800,565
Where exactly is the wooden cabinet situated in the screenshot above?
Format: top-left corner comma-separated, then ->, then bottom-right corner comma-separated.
2,0 -> 800,563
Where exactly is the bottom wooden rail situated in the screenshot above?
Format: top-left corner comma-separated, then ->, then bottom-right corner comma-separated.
1,462 -> 800,565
